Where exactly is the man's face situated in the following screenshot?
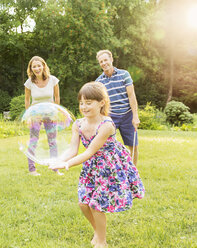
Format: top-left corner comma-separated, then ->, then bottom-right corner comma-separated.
98,53 -> 113,73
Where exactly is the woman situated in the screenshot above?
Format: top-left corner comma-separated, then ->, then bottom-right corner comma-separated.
24,56 -> 63,176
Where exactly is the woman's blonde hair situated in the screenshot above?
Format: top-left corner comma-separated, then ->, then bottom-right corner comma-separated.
27,56 -> 50,83
78,82 -> 110,116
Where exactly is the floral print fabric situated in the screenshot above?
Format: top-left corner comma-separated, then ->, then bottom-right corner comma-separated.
77,119 -> 145,213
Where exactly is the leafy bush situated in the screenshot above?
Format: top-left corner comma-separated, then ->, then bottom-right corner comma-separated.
138,102 -> 167,130
0,90 -> 11,113
0,120 -> 29,138
164,101 -> 194,126
9,94 -> 25,120
171,114 -> 197,131
193,113 -> 197,127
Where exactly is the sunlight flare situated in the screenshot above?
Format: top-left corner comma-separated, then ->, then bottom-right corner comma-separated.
187,4 -> 197,29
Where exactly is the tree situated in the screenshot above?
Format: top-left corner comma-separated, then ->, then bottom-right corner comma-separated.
105,0 -> 167,108
1,0 -> 197,113
0,0 -> 43,97
154,0 -> 197,111
32,0 -> 116,112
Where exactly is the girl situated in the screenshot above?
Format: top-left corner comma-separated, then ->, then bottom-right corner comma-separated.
25,56 -> 63,176
49,82 -> 145,247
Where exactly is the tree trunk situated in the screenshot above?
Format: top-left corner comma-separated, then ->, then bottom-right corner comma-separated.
166,52 -> 174,103
20,23 -> 25,84
166,0 -> 176,104
21,53 -> 25,84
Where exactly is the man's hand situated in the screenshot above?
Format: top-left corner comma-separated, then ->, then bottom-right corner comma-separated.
132,116 -> 140,130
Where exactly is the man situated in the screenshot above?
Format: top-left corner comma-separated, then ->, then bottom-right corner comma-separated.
96,50 -> 140,165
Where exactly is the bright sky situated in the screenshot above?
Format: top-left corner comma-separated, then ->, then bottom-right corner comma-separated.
17,16 -> 36,33
8,7 -> 35,33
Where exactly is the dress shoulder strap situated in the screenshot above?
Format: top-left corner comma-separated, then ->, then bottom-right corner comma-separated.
75,118 -> 83,135
96,118 -> 116,135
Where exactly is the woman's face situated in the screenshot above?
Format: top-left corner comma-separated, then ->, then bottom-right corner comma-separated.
31,60 -> 44,78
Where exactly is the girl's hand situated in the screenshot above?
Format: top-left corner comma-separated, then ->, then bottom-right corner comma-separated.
48,161 -> 69,170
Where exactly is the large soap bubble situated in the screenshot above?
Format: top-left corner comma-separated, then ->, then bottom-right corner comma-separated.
18,102 -> 74,166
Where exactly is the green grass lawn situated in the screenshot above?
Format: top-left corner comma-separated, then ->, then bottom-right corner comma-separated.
0,130 -> 196,248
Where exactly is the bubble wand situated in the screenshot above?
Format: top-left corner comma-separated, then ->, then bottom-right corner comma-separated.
132,129 -> 137,164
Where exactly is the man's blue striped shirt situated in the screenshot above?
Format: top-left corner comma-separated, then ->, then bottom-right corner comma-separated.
96,67 -> 133,115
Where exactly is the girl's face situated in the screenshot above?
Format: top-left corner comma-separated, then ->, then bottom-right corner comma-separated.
31,60 -> 44,78
79,96 -> 104,117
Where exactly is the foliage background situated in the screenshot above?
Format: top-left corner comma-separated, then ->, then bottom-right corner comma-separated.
1,0 -> 197,114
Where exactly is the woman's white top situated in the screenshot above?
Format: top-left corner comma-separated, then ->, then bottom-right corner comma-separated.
24,75 -> 59,105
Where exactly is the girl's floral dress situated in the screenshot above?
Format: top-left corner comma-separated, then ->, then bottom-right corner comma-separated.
77,119 -> 145,213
